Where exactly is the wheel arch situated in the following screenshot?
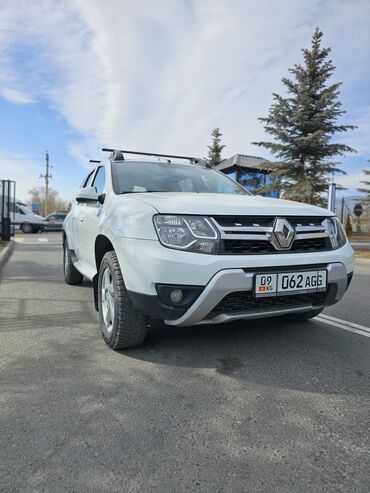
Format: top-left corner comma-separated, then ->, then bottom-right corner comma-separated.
93,235 -> 115,311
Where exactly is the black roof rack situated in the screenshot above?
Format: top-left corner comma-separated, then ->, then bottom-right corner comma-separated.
102,148 -> 207,165
89,159 -> 101,164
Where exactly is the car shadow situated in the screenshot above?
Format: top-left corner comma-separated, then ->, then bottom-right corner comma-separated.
119,316 -> 369,396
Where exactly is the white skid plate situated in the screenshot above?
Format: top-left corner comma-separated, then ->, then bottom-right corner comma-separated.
254,270 -> 327,297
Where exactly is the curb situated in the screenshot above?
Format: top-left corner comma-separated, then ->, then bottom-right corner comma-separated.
0,239 -> 15,273
351,244 -> 370,252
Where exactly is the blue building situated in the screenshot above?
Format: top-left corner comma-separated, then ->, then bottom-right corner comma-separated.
216,154 -> 279,198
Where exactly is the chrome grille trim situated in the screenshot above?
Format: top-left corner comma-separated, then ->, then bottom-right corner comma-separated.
220,225 -> 273,233
219,233 -> 272,241
295,232 -> 329,240
212,221 -> 329,241
295,225 -> 327,233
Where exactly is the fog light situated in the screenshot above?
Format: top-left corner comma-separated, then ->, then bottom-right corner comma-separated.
169,289 -> 183,304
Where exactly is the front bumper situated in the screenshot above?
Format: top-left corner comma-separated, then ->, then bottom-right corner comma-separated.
114,238 -> 354,326
128,262 -> 352,326
165,263 -> 350,326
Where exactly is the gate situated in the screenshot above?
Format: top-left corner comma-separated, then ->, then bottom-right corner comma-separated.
0,180 -> 16,240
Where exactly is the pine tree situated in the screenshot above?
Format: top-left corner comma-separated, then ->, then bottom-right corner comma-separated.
207,128 -> 225,168
253,28 -> 356,205
358,162 -> 370,199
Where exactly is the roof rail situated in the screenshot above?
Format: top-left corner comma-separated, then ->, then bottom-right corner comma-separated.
102,148 -> 207,166
89,159 -> 101,164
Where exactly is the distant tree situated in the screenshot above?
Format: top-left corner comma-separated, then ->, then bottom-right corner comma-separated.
344,214 -> 353,237
28,187 -> 69,216
253,27 -> 356,206
206,128 -> 225,168
358,162 -> 370,199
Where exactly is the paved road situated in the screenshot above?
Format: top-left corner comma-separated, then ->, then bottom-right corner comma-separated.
1,233 -> 369,493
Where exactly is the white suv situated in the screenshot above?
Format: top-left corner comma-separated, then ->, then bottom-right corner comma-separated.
63,149 -> 354,350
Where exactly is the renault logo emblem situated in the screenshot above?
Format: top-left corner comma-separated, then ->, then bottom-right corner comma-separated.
271,218 -> 295,250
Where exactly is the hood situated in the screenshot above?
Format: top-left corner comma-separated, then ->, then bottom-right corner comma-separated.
24,212 -> 46,223
127,193 -> 332,217
34,214 -> 47,222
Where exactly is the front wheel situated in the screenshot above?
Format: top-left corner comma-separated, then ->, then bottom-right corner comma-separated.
283,308 -> 323,322
21,223 -> 33,234
98,251 -> 148,350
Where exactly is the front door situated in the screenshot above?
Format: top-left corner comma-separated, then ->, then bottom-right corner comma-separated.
76,166 -> 106,270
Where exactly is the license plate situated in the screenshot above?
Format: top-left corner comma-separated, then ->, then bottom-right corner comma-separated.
254,270 -> 327,297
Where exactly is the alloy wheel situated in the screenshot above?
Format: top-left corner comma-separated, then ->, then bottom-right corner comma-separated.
101,267 -> 115,335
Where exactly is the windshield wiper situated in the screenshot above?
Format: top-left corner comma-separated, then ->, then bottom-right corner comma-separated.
121,190 -> 170,194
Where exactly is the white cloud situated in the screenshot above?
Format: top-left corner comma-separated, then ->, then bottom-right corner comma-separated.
336,171 -> 367,190
0,0 -> 369,166
0,153 -> 42,201
1,87 -> 35,104
339,105 -> 370,158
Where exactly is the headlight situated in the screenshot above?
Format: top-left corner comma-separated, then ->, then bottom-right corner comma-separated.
153,215 -> 219,254
323,217 -> 347,249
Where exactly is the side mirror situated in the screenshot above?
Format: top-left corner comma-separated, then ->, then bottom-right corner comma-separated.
76,187 -> 99,204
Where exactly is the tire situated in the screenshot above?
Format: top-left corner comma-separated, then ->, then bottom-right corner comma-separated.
63,241 -> 83,285
21,223 -> 33,234
283,308 -> 323,322
98,251 -> 148,350
149,319 -> 165,329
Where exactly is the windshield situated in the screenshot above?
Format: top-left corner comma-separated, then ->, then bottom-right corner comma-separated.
111,161 -> 249,195
18,204 -> 35,215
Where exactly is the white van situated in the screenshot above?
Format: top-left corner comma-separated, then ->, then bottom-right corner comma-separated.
10,200 -> 46,233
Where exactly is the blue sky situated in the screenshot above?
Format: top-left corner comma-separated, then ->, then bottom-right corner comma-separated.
0,0 -> 369,201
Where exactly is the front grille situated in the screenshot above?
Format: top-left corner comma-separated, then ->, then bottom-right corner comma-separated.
223,239 -> 276,254
212,215 -> 333,255
290,238 -> 331,252
208,290 -> 328,317
222,237 -> 331,254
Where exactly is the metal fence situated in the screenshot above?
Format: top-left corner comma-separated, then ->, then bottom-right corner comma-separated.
335,195 -> 370,236
0,179 -> 16,240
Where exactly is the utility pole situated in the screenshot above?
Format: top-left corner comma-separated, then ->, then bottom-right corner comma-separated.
327,182 -> 336,213
40,150 -> 52,216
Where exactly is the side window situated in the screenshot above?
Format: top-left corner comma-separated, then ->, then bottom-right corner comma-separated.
18,207 -> 25,215
81,170 -> 95,189
92,166 -> 106,194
